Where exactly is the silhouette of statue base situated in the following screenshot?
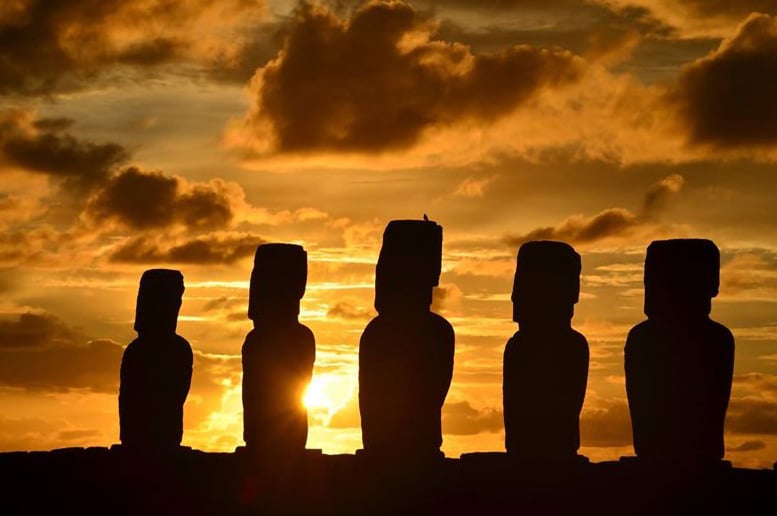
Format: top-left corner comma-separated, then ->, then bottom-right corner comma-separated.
1,448 -> 774,515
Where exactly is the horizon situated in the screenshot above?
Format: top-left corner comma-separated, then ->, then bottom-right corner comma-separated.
0,0 -> 776,468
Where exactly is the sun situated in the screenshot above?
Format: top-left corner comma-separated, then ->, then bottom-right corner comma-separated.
303,376 -> 332,410
302,373 -> 356,424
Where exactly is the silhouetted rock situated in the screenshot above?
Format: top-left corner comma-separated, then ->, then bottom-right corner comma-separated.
242,243 -> 315,457
119,269 -> 193,450
503,241 -> 589,462
359,219 -> 454,461
626,239 -> 735,467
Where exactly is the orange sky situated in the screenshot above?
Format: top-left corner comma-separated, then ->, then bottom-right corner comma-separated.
1,0 -> 776,468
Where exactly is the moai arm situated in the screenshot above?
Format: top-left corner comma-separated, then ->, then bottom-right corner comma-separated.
358,321 -> 378,443
297,326 -> 316,405
569,332 -> 590,418
502,335 -> 519,449
435,316 -> 455,407
178,339 -> 194,407
624,325 -> 653,457
715,325 -> 735,443
118,343 -> 138,440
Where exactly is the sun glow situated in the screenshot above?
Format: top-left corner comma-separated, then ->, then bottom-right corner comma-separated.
302,374 -> 355,425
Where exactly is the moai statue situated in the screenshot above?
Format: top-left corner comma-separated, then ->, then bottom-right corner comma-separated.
242,243 -> 315,455
359,218 -> 455,460
625,239 -> 734,466
503,241 -> 589,462
119,269 -> 193,450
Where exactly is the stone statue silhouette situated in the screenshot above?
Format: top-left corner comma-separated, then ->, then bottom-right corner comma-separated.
242,243 -> 315,455
625,239 -> 735,466
503,241 -> 589,462
359,219 -> 455,460
119,269 -> 193,450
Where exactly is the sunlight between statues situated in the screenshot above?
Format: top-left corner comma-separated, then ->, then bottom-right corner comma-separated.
118,218 -> 734,469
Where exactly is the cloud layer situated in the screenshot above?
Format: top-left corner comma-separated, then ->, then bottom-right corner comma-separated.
233,1 -> 584,155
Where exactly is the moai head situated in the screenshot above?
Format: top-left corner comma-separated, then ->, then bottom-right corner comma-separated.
644,239 -> 720,320
512,241 -> 581,327
134,269 -> 185,335
374,219 -> 443,314
248,243 -> 307,324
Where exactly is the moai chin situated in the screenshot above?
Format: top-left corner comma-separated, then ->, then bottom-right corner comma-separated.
119,269 -> 193,450
625,239 -> 735,466
241,243 -> 315,456
503,241 -> 589,462
359,219 -> 455,461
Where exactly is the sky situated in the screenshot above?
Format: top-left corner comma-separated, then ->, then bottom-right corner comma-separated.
0,0 -> 776,468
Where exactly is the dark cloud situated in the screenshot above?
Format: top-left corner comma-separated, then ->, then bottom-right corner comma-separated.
0,110 -> 129,192
504,174 -> 683,247
442,401 -> 503,435
727,439 -> 766,453
326,301 -> 374,321
86,167 -> 235,230
239,1 -> 584,154
0,313 -> 79,350
108,233 -> 263,264
431,283 -> 463,312
580,400 -> 633,447
202,297 -> 246,313
726,398 -> 777,435
0,0 -> 264,95
0,312 -> 122,393
673,14 -> 777,148
647,1 -> 777,22
0,227 -> 58,266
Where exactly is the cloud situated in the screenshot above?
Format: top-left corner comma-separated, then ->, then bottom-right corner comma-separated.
0,0 -> 266,95
326,301 -> 374,321
108,232 -> 264,264
0,313 -> 122,393
0,313 -> 80,350
0,110 -> 129,192
0,226 -> 61,266
672,14 -> 777,148
504,174 -> 684,248
431,283 -> 464,313
580,400 -> 633,447
604,0 -> 777,37
453,176 -> 496,199
720,251 -> 777,300
230,1 -> 584,155
327,394 -> 361,429
442,400 -> 503,435
727,439 -> 766,453
86,167 -> 237,230
726,398 -> 777,435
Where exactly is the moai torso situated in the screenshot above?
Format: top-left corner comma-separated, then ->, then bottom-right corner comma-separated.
241,244 -> 315,454
625,239 -> 734,464
502,241 -> 589,460
359,219 -> 454,459
119,269 -> 193,449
